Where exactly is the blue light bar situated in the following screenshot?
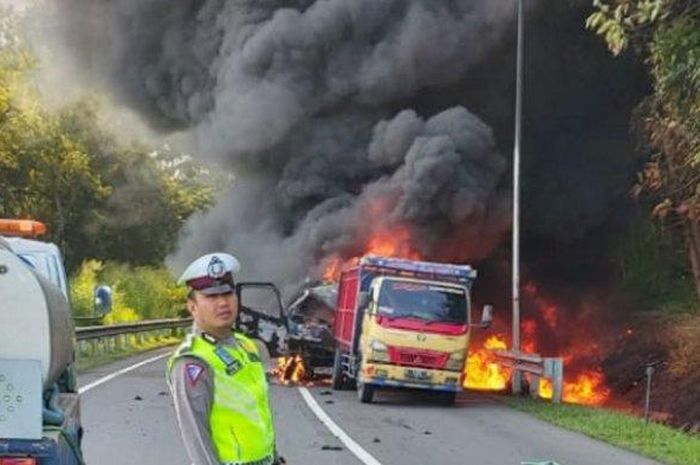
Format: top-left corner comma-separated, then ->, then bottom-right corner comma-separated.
359,255 -> 477,280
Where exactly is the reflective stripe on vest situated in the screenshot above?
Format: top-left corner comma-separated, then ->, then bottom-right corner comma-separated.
168,332 -> 275,463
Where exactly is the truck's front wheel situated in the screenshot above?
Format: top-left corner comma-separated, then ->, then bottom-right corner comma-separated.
331,348 -> 347,390
357,381 -> 375,403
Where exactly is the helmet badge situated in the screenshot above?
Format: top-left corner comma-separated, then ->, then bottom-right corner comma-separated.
207,256 -> 226,279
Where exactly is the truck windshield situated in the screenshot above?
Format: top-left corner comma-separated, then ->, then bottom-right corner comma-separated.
377,280 -> 468,324
17,252 -> 68,298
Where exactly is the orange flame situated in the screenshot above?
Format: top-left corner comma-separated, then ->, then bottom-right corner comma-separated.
322,256 -> 345,282
520,287 -> 612,405
541,305 -> 558,329
484,336 -> 508,351
272,355 -> 309,385
365,227 -> 421,260
464,336 -> 510,391
521,319 -> 538,354
322,226 -> 420,281
538,371 -> 610,405
462,333 -> 612,404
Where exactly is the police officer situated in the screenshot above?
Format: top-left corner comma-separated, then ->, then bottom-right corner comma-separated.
167,253 -> 279,465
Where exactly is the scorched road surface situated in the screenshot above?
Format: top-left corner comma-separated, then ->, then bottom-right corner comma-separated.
78,349 -> 663,465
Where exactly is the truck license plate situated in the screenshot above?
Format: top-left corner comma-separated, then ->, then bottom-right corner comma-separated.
405,369 -> 432,381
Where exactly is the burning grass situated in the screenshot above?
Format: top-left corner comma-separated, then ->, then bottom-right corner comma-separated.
506,397 -> 700,465
463,334 -> 612,406
538,371 -> 611,405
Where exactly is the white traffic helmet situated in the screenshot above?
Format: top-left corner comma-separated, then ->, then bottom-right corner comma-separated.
178,253 -> 241,295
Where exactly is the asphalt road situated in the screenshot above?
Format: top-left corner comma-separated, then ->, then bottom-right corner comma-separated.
78,349 -> 664,465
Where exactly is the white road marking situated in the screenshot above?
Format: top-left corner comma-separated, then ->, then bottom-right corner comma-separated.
298,387 -> 383,465
79,352 -> 170,394
80,352 -> 382,464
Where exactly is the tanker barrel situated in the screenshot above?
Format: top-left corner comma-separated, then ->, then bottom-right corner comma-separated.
0,247 -> 75,390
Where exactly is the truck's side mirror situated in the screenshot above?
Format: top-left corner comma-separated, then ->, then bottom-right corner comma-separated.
94,285 -> 112,316
479,304 -> 493,328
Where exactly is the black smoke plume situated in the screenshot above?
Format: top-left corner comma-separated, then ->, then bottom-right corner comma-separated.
41,0 -> 525,291
39,0 -> 647,298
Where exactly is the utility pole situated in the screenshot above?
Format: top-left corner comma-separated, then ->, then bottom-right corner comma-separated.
512,0 -> 524,395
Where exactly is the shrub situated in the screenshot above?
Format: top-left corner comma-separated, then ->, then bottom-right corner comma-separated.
70,260 -> 103,317
69,260 -> 185,322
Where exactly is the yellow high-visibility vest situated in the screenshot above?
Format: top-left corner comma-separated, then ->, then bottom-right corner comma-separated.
168,331 -> 275,463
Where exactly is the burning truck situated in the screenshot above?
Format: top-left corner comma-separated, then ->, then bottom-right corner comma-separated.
329,256 -> 492,404
284,284 -> 337,370
239,255 -> 493,404
237,248 -> 613,407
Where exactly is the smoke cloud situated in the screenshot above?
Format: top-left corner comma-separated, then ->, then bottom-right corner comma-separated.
39,0 -> 518,292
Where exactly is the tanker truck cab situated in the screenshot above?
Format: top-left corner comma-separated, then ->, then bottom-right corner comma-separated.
0,220 -> 86,465
0,219 -> 68,298
332,256 -> 493,404
4,237 -> 69,298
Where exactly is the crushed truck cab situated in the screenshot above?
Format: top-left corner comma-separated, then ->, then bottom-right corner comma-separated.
332,256 -> 492,404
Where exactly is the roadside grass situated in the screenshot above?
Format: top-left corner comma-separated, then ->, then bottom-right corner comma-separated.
76,334 -> 181,373
506,398 -> 700,465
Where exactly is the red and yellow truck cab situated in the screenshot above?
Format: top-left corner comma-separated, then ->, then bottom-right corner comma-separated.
331,256 -> 492,404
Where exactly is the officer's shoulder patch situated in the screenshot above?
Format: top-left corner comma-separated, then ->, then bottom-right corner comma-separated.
185,362 -> 205,387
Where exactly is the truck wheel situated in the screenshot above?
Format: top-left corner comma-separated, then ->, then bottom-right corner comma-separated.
357,381 -> 375,403
331,349 -> 346,390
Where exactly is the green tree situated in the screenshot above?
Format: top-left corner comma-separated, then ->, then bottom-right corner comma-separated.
56,99 -> 221,268
0,34 -> 110,260
0,12 -> 221,270
588,0 -> 700,307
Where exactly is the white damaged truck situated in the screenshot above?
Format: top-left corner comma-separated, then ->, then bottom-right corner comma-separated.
0,220 -> 87,465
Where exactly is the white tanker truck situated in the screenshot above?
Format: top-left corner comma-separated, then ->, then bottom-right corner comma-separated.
0,220 -> 86,465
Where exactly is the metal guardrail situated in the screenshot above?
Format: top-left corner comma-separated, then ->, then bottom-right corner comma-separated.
75,318 -> 193,340
75,318 -> 193,358
494,351 -> 564,403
